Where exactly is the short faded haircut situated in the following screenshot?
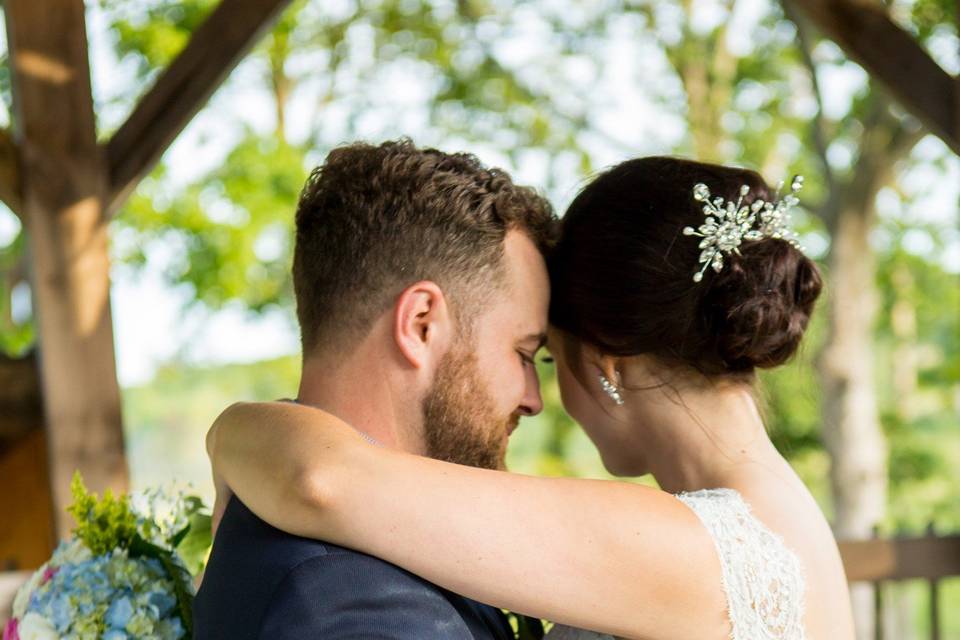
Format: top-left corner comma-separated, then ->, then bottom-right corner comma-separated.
292,139 -> 558,355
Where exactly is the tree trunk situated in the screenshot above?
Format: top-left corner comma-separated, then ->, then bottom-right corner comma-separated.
816,99 -> 923,639
890,263 -> 919,421
820,200 -> 887,540
819,193 -> 888,640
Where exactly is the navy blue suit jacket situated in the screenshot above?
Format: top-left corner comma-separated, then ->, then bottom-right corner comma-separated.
194,497 -> 514,639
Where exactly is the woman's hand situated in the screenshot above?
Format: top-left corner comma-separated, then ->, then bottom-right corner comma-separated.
206,421 -> 232,537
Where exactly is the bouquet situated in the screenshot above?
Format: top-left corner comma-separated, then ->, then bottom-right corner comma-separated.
4,474 -> 211,640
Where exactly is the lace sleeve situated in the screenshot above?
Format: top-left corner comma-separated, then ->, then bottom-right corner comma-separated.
675,489 -> 807,640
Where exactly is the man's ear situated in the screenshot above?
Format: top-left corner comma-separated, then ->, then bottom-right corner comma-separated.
393,281 -> 452,369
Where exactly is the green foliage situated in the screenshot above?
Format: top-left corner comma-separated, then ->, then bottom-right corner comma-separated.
68,471 -> 214,576
902,0 -> 957,40
116,135 -> 306,312
176,511 -> 213,575
0,223 -> 33,357
100,0 -> 219,73
67,472 -> 139,556
506,611 -> 546,639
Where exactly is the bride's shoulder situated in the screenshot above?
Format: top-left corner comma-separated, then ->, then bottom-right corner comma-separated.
675,487 -> 770,536
674,487 -> 808,639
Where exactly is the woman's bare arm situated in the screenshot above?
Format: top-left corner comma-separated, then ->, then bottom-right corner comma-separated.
208,401 -> 728,640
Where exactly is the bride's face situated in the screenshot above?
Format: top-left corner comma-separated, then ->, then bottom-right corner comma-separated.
547,328 -> 649,476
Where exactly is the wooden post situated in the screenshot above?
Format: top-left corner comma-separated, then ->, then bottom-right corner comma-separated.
5,0 -> 128,538
927,523 -> 940,640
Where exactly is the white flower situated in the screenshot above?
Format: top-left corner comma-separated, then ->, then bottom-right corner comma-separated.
12,564 -> 47,619
130,483 -> 193,547
54,539 -> 92,565
17,612 -> 58,640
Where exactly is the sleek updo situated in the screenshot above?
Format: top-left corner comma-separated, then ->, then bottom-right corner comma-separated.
548,156 -> 823,379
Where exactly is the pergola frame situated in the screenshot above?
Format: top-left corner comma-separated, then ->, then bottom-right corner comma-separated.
0,0 -> 956,565
0,0 -> 292,556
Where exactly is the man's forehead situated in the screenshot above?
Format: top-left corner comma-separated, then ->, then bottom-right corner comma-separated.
502,231 -> 550,303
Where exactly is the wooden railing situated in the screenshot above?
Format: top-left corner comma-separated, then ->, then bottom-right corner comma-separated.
839,530 -> 960,640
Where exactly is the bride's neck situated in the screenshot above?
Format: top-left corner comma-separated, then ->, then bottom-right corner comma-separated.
629,382 -> 781,494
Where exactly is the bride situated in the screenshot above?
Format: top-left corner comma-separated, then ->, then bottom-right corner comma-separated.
206,156 -> 856,639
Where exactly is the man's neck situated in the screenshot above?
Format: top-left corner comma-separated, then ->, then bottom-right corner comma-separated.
297,353 -> 425,455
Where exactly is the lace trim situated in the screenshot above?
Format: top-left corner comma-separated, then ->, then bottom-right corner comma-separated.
676,488 -> 806,640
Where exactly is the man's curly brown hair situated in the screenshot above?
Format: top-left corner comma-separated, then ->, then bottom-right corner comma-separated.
292,139 -> 558,355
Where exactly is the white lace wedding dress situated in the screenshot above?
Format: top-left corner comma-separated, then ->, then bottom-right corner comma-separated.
544,488 -> 806,640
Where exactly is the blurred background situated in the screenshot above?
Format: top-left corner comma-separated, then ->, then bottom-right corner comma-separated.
0,0 -> 957,638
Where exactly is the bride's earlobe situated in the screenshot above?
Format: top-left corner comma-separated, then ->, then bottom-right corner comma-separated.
592,351 -> 626,406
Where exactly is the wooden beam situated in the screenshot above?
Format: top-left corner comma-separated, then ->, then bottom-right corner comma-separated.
786,0 -> 960,156
5,0 -> 128,537
104,0 -> 292,215
839,535 -> 960,582
0,130 -> 21,216
0,351 -> 42,442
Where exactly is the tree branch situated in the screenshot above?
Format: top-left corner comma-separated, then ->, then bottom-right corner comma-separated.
784,0 -> 958,156
782,1 -> 836,193
104,0 -> 293,216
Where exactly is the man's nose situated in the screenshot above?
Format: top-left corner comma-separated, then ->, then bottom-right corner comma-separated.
518,371 -> 544,416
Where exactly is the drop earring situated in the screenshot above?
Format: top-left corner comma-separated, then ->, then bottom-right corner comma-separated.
598,374 -> 624,406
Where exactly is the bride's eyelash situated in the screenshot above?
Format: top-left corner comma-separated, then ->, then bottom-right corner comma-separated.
519,351 -> 554,366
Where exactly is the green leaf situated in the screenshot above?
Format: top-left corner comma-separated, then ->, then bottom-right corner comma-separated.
506,611 -> 545,640
129,533 -> 196,637
158,550 -> 196,637
66,472 -> 138,555
175,512 -> 213,576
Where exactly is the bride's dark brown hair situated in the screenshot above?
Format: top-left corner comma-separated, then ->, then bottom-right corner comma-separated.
548,156 -> 822,381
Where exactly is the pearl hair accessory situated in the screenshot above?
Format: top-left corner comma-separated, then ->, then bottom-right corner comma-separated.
683,176 -> 805,283
598,374 -> 624,406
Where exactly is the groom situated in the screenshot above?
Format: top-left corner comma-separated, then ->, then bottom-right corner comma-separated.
194,139 -> 557,639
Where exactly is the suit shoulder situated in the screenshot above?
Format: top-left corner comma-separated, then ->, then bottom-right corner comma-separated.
258,553 -> 488,639
193,499 -> 338,638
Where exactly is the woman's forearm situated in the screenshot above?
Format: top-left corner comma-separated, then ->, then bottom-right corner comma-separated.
302,448 -> 718,639
209,402 -> 721,639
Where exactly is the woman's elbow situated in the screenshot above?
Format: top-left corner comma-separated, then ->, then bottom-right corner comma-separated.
292,464 -> 337,514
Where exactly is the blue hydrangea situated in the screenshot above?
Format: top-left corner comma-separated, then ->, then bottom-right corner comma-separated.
22,548 -> 187,639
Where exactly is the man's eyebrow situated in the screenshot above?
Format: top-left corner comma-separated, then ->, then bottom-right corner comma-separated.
520,332 -> 548,350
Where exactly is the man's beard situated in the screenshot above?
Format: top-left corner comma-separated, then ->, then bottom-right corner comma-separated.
422,346 -> 518,470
